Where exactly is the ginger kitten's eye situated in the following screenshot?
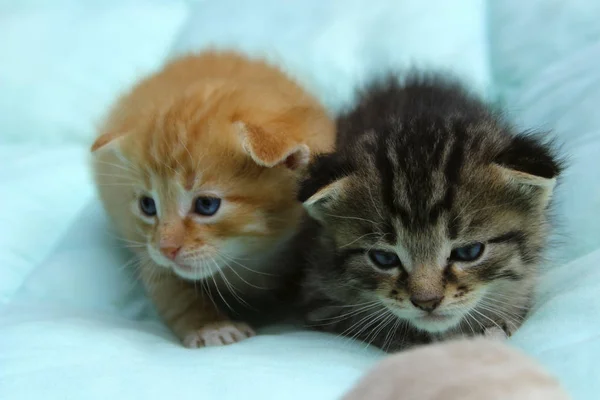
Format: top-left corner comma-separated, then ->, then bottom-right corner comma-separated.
450,242 -> 485,262
139,196 -> 157,216
194,197 -> 221,216
368,250 -> 402,269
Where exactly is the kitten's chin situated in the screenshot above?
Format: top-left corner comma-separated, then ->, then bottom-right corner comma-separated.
171,263 -> 219,281
409,313 -> 463,333
148,254 -> 220,281
385,304 -> 464,333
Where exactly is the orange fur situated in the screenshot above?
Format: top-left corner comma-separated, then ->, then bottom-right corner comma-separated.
91,51 -> 335,347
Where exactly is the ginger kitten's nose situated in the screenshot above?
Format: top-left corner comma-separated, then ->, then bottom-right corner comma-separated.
161,246 -> 181,260
410,295 -> 443,312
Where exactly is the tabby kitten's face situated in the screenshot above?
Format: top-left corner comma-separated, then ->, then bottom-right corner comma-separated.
301,118 -> 561,335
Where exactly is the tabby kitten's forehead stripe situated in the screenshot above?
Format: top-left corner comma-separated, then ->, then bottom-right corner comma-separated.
373,120 -> 469,231
300,73 -> 563,351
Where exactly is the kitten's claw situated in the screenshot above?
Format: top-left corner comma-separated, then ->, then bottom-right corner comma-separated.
183,321 -> 256,348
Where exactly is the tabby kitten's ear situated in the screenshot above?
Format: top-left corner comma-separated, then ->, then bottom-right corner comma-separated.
299,154 -> 353,221
493,134 -> 563,209
234,121 -> 310,171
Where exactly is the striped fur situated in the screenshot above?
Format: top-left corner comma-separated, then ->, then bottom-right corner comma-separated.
299,74 -> 563,351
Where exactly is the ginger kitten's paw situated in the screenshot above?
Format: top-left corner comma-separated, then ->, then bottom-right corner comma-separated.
182,321 -> 256,348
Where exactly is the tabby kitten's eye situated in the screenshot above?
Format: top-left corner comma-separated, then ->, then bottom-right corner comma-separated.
139,196 -> 157,216
368,250 -> 402,269
194,196 -> 221,216
450,242 -> 485,262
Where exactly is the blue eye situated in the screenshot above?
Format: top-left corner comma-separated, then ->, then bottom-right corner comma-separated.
368,250 -> 401,269
450,242 -> 485,262
194,197 -> 221,216
139,196 -> 157,216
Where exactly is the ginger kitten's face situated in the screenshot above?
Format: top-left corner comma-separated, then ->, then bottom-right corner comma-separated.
93,112 -> 304,281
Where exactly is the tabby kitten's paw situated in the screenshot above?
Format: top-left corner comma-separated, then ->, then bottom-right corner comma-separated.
483,319 -> 518,340
183,321 -> 256,348
483,326 -> 508,341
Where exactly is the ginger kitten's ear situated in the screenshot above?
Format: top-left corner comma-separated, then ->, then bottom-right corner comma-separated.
234,121 -> 310,170
299,154 -> 353,220
493,134 -> 564,209
91,131 -> 125,153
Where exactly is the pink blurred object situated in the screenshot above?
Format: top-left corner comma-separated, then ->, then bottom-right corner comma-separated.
342,338 -> 569,400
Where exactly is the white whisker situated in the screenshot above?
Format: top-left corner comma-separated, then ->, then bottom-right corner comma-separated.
484,292 -> 530,305
105,231 -> 145,246
195,258 -> 219,311
480,295 -> 529,311
462,310 -> 477,335
323,213 -> 380,227
323,300 -> 383,309
366,185 -> 385,221
477,302 -> 523,326
207,258 -> 235,312
217,252 -> 277,277
211,258 -> 255,310
95,183 -> 137,187
123,244 -> 146,249
339,232 -> 383,249
215,255 -> 269,290
94,160 -> 139,174
341,308 -> 386,344
117,255 -> 143,272
365,313 -> 395,349
313,301 -> 382,324
93,173 -> 136,180
382,316 -> 401,351
470,308 -> 502,331
179,130 -> 195,168
346,312 -> 387,347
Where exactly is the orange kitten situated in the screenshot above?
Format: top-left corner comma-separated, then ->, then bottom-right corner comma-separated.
91,51 -> 334,348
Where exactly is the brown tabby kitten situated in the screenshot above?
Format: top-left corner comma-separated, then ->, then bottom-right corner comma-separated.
298,74 -> 563,351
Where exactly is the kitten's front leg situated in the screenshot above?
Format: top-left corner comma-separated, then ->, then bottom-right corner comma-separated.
140,267 -> 255,348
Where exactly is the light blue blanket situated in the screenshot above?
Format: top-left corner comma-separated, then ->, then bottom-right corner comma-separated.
1,1 -> 599,399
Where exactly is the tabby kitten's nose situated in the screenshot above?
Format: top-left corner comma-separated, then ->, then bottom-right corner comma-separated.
410,295 -> 444,312
161,246 -> 181,260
